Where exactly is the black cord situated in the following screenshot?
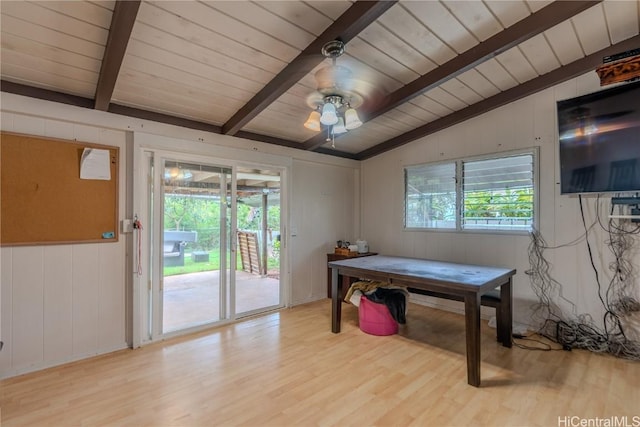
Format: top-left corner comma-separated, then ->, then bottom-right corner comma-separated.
578,195 -> 606,310
512,334 -> 563,351
525,195 -> 640,360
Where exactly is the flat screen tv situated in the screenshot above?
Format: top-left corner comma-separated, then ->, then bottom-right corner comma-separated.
557,80 -> 640,194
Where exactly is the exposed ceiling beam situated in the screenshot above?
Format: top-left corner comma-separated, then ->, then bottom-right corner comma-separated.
356,34 -> 640,160
94,0 -> 141,111
312,147 -> 360,160
303,0 -> 601,151
0,80 -> 95,109
108,104 -> 222,133
234,131 -> 305,150
221,0 -> 397,136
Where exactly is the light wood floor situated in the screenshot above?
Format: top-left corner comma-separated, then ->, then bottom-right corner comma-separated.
1,300 -> 638,426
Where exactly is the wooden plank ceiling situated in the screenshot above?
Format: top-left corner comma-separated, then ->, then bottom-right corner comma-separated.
1,1 -> 639,160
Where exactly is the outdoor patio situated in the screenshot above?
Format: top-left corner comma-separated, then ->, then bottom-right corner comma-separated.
163,270 -> 280,332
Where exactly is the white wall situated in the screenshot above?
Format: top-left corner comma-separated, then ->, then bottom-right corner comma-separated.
0,94 -> 360,378
0,114 -> 128,378
360,72 -> 640,328
290,160 -> 360,304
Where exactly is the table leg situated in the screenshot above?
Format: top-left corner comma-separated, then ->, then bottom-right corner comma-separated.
495,302 -> 503,344
331,267 -> 342,333
464,292 -> 481,387
499,278 -> 513,348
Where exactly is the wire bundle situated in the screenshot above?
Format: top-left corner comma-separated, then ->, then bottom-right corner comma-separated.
526,196 -> 640,360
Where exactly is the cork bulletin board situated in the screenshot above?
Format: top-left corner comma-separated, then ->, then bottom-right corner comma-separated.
1,132 -> 119,246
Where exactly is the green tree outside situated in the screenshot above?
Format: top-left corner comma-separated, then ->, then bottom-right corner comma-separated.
163,194 -> 280,275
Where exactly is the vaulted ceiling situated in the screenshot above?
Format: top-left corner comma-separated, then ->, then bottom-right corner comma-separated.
1,1 -> 639,160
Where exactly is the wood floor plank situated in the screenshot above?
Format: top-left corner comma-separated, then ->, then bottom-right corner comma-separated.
1,300 -> 638,426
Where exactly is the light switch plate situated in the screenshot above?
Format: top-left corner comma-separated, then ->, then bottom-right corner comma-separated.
121,219 -> 133,233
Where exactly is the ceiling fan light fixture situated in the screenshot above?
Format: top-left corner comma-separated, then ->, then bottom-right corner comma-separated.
332,117 -> 347,135
304,40 -> 367,146
344,107 -> 362,130
304,110 -> 321,131
320,102 -> 338,125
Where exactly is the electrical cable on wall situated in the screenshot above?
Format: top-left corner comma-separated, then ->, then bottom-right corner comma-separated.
526,196 -> 640,360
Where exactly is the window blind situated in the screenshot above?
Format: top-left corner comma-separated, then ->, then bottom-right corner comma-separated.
462,154 -> 534,230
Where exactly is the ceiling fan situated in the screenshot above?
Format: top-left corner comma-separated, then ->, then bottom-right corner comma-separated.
304,40 -> 368,147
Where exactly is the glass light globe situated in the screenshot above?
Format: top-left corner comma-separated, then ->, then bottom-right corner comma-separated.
344,107 -> 362,130
304,110 -> 321,131
320,102 -> 339,126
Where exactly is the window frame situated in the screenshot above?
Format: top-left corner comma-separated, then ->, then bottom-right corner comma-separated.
403,148 -> 539,235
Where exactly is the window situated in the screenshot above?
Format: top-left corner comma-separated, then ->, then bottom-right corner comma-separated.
404,150 -> 536,232
405,162 -> 457,229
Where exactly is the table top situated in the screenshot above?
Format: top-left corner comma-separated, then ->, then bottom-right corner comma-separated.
328,254 -> 515,291
327,251 -> 377,259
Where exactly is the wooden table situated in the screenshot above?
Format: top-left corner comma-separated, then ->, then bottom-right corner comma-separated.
326,252 -> 377,298
329,255 -> 516,387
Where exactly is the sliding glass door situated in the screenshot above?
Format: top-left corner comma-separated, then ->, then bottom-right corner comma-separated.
161,161 -> 231,332
140,153 -> 283,339
233,167 -> 282,316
